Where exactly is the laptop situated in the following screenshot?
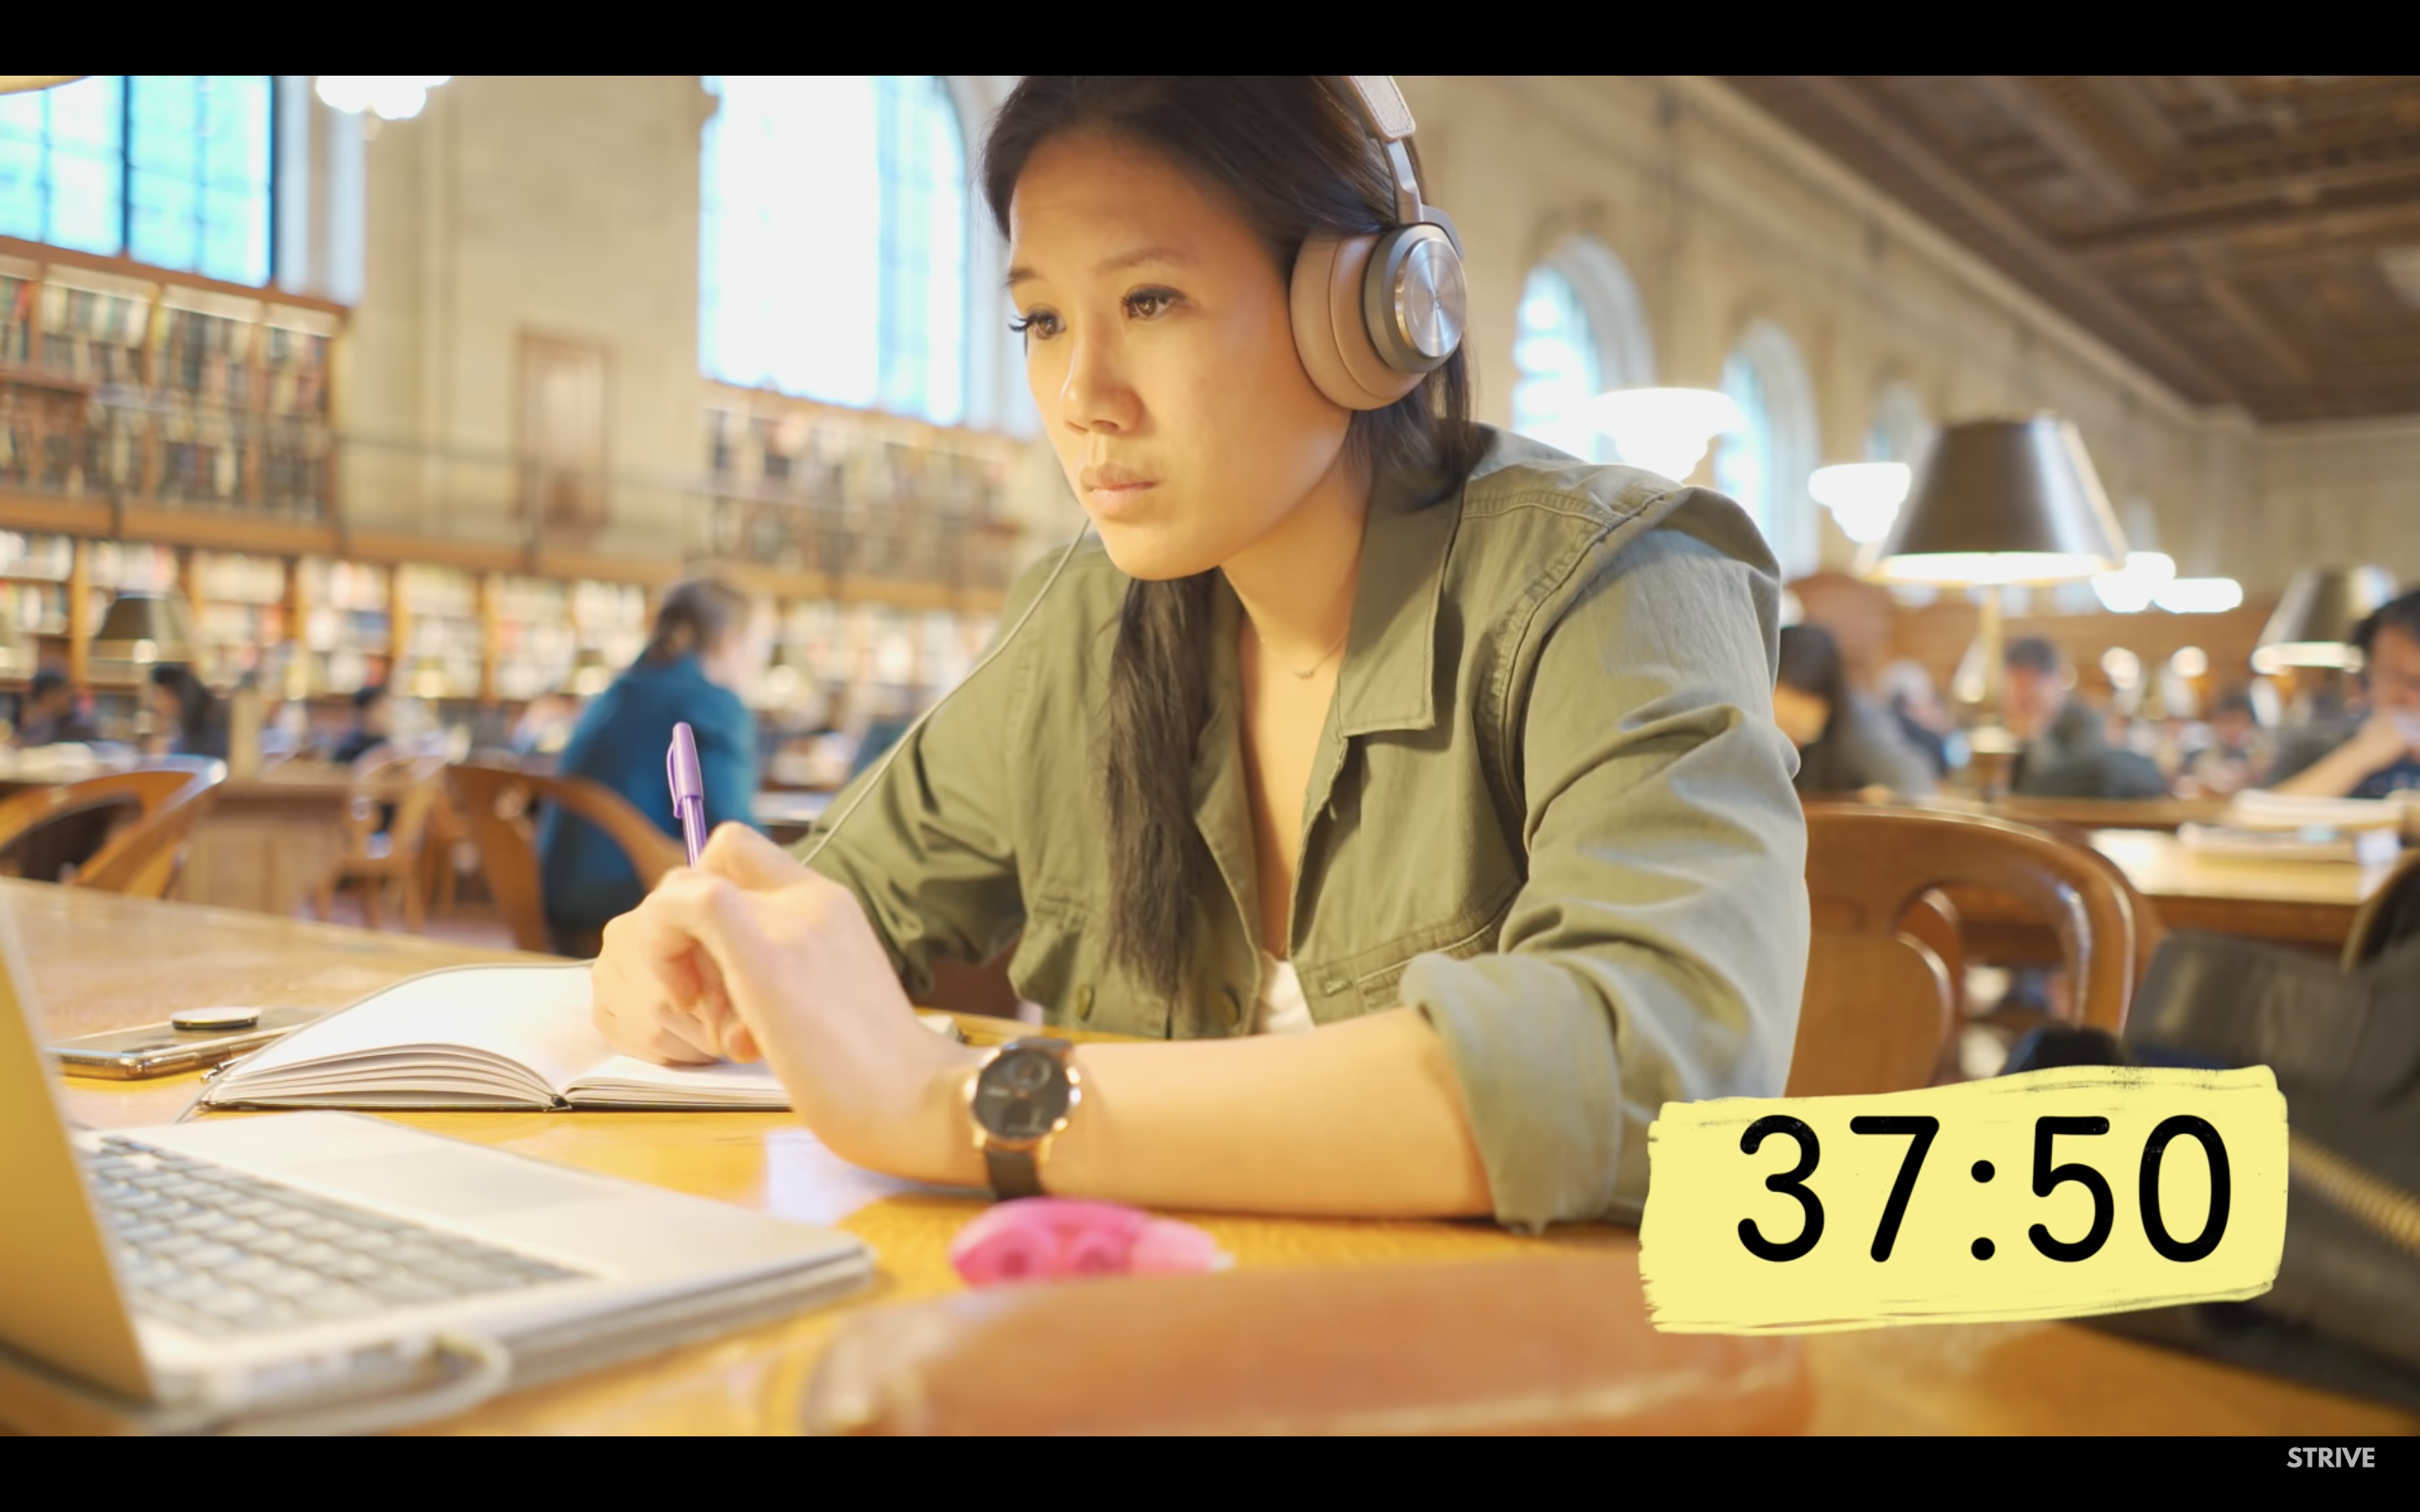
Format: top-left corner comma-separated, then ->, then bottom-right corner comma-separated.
0,904 -> 873,1434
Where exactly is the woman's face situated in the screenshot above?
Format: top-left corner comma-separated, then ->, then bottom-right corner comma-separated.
1008,130 -> 1357,581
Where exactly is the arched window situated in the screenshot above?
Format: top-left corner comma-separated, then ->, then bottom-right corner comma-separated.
0,76 -> 275,286
701,76 -> 969,425
1509,237 -> 1651,462
1715,318 -> 1819,577
1865,378 -> 1932,465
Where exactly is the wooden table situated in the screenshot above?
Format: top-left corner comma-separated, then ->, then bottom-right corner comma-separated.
171,764 -> 369,920
1952,828 -> 2391,963
17,881 -> 2416,1436
753,789 -> 830,846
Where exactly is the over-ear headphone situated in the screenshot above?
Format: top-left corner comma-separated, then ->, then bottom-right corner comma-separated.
1290,75 -> 1469,412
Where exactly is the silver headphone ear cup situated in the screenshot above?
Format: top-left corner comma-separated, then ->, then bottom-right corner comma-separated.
1361,223 -> 1465,374
1292,233 -> 1425,411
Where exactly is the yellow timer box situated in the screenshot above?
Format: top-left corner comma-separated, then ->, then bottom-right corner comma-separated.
1637,1067 -> 2288,1333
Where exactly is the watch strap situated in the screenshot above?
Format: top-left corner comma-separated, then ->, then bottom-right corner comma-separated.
983,1145 -> 1045,1200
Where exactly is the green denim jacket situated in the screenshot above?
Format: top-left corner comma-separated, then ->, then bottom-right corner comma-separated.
793,428 -> 1809,1230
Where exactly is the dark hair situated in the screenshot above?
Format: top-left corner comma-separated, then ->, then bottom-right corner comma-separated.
29,669 -> 67,701
1777,625 -> 1848,724
353,681 -> 389,712
981,76 -> 1485,1004
2212,687 -> 2256,719
2005,637 -> 2063,675
643,578 -> 751,666
150,664 -> 221,751
1778,625 -> 1860,791
2353,587 -> 2420,674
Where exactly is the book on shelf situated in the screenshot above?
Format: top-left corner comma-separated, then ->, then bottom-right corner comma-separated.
197,962 -> 963,1113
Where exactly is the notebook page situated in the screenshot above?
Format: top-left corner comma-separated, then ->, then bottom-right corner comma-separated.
217,964 -> 606,1096
562,1012 -> 961,1107
563,1055 -> 789,1108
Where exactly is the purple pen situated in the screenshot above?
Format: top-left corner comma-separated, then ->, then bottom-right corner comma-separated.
666,722 -> 707,866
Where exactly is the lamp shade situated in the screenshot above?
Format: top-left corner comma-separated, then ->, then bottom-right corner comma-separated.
1868,417 -> 2128,585
2253,566 -> 2399,674
90,593 -> 198,664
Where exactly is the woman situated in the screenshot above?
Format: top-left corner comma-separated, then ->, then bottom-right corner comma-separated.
537,578 -> 769,957
1774,625 -> 1938,799
146,664 -> 229,760
592,76 -> 1807,1230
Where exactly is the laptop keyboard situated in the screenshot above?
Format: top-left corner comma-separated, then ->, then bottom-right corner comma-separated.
86,1136 -> 588,1338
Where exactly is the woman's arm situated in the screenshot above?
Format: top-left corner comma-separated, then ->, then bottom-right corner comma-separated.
601,827 -> 1492,1216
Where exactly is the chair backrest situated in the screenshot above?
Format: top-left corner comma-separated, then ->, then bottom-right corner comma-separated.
1795,805 -> 2147,1096
0,766 -> 201,874
447,763 -> 687,955
2345,848 -> 2420,969
61,759 -> 228,900
344,753 -> 447,853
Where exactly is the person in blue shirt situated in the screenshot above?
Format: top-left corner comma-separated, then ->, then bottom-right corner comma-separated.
538,578 -> 771,957
2268,588 -> 2420,801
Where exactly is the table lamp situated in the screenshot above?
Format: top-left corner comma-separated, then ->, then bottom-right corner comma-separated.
2251,565 -> 2399,675
1863,417 -> 2128,798
90,592 -> 199,666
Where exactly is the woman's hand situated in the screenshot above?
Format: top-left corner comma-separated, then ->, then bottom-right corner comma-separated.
592,823 -> 985,1183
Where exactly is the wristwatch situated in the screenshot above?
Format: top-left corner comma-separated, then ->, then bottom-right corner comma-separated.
965,1037 -> 1081,1199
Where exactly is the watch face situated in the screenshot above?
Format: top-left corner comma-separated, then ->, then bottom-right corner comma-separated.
974,1045 -> 1071,1142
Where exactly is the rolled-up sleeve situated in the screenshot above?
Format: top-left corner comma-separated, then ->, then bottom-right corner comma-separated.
1404,524 -> 1809,1231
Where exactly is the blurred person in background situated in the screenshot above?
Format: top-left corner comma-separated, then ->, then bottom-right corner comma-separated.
539,578 -> 770,956
15,669 -> 98,747
2002,638 -> 2168,800
329,682 -> 393,765
2176,688 -> 2267,798
1876,659 -> 1953,779
2266,589 -> 2420,799
145,664 -> 229,761
1774,624 -> 1936,798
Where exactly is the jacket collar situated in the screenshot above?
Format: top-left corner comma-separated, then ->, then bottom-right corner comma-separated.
1330,443 -> 1461,739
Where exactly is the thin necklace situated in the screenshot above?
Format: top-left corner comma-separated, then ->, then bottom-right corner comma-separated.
1249,619 -> 1348,680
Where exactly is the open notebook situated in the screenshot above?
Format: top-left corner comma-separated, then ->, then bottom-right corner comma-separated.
196,963 -> 960,1112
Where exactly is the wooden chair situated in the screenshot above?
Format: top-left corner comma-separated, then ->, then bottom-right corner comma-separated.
308,754 -> 450,932
2345,847 -> 2420,969
446,762 -> 685,957
0,759 -> 225,899
1793,805 -> 2148,1097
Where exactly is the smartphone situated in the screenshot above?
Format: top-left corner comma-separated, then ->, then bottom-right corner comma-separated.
51,1007 -> 324,1079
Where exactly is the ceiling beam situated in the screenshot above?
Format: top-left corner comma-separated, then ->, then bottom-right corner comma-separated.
2186,249 -> 2314,385
2075,199 -> 2420,272
1968,76 -> 2140,216
1772,76 -> 2234,403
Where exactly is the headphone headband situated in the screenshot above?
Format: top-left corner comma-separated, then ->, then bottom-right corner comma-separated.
1329,76 -> 1461,255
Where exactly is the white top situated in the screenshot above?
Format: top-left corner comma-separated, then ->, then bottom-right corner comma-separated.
1254,950 -> 1317,1035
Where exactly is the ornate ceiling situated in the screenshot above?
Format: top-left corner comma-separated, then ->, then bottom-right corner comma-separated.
1719,76 -> 2420,423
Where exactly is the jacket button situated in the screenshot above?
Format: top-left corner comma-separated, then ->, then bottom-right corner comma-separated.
1074,985 -> 1096,1021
